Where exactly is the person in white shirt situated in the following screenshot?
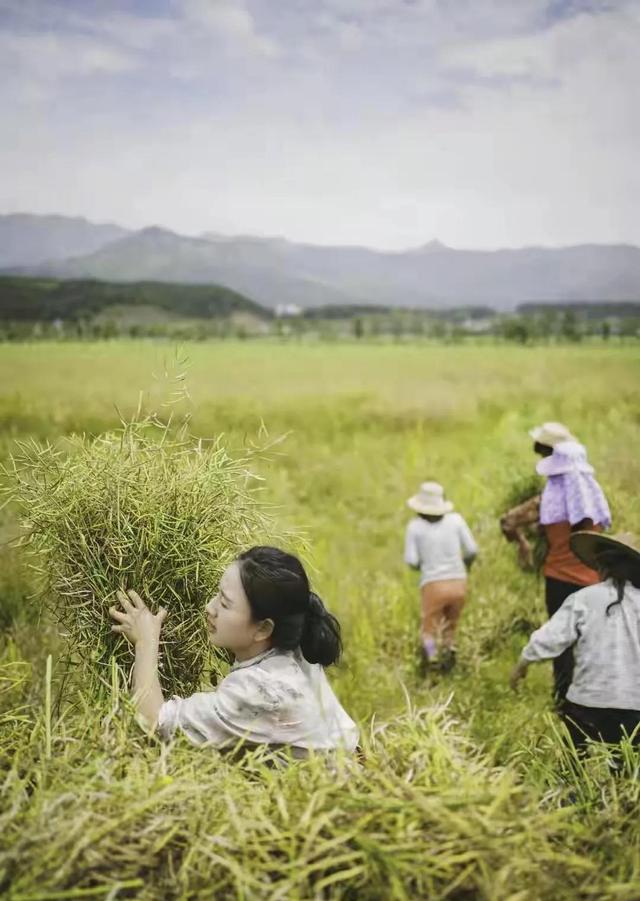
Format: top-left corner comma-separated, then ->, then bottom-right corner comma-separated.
109,546 -> 359,757
511,532 -> 640,756
404,481 -> 478,672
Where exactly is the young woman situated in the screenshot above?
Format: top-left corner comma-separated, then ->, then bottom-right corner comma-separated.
529,422 -> 611,702
109,546 -> 359,755
511,532 -> 640,757
404,481 -> 477,671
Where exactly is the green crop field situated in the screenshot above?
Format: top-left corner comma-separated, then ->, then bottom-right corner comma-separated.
1,340 -> 640,899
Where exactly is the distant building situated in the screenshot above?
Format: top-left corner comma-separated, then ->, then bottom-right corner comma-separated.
275,304 -> 303,317
461,317 -> 492,333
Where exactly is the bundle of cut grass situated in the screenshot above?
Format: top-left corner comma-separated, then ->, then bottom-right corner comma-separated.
498,472 -> 548,573
6,416 -> 273,697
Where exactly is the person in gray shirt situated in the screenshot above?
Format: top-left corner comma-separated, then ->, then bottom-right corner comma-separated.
510,532 -> 640,756
404,481 -> 477,673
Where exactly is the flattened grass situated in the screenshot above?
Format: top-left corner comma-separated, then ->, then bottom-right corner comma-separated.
0,658 -> 610,901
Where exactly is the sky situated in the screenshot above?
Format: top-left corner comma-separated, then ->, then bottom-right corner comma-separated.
0,0 -> 639,250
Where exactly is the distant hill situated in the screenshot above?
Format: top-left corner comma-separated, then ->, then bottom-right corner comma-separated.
10,226 -> 359,310
0,276 -> 271,322
3,214 -> 640,310
0,214 -> 129,268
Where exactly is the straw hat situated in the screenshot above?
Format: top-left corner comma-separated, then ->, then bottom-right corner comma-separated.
570,531 -> 640,570
407,482 -> 454,516
529,421 -> 577,447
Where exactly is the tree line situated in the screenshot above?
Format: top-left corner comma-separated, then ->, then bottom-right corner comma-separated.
0,275 -> 637,343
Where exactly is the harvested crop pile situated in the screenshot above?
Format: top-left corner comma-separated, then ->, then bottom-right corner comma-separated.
7,417 -> 271,697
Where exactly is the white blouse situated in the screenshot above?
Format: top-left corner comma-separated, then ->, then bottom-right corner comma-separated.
521,580 -> 640,710
157,648 -> 359,752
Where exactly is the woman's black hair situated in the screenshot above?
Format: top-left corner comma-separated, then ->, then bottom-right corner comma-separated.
533,441 -> 553,458
236,546 -> 342,666
418,513 -> 444,523
597,550 -> 640,615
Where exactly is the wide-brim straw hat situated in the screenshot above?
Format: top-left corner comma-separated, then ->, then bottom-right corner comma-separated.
570,531 -> 640,570
529,421 -> 578,447
407,481 -> 454,516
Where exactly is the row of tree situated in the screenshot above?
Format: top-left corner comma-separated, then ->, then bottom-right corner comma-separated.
0,276 -> 638,343
1,309 -> 638,343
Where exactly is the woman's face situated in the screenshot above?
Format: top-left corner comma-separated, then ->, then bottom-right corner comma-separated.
205,561 -> 270,656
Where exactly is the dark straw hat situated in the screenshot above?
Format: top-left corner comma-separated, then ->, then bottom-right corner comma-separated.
570,531 -> 640,571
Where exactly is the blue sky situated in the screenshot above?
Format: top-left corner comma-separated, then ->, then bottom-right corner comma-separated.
0,0 -> 638,249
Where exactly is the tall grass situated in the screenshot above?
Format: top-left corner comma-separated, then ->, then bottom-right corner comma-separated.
1,341 -> 640,898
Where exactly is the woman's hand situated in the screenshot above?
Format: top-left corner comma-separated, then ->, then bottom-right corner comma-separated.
516,534 -> 534,571
110,589 -> 167,646
510,659 -> 529,692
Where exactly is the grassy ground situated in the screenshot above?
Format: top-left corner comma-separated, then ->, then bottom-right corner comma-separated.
1,340 -> 640,899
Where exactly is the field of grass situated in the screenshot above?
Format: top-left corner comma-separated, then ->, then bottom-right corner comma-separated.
1,340 -> 640,899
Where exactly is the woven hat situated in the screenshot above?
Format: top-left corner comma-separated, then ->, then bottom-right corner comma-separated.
529,421 -> 577,447
570,531 -> 640,571
407,482 -> 454,516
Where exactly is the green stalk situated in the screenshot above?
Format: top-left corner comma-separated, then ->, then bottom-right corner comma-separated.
44,653 -> 52,760
12,879 -> 144,900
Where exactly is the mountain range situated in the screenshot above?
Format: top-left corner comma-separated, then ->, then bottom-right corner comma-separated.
2,213 -> 640,311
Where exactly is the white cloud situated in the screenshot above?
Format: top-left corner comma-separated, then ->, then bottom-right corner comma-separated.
80,13 -> 176,53
0,0 -> 638,248
179,0 -> 280,57
334,20 -> 365,51
305,0 -> 551,48
442,3 -> 640,81
0,31 -> 137,80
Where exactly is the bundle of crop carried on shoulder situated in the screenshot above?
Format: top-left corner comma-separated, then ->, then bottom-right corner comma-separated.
7,417 -> 271,697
